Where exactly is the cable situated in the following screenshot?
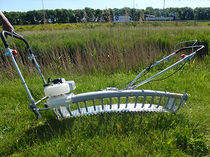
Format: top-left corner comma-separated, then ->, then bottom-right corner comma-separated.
151,61 -> 187,82
130,60 -> 187,87
128,66 -> 152,87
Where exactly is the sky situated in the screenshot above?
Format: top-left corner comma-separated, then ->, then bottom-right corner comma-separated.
1,0 -> 210,12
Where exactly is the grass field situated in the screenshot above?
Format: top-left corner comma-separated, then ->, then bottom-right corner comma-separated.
1,22 -> 210,78
0,22 -> 209,156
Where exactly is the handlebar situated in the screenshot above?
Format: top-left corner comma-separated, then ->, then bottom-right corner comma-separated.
174,45 -> 204,54
127,44 -> 205,89
0,30 -> 33,54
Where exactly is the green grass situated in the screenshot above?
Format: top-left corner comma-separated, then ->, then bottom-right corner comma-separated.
9,21 -> 210,32
0,22 -> 209,156
0,57 -> 209,156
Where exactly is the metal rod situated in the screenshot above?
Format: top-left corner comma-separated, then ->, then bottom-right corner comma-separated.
157,96 -> 163,108
38,107 -> 51,111
30,54 -> 47,85
127,51 -> 176,88
8,48 -> 35,105
77,103 -> 81,114
126,96 -> 129,108
35,96 -> 48,105
57,108 -> 63,118
170,98 -> 177,110
134,96 -> 138,108
84,101 -> 88,112
142,96 -> 146,108
93,99 -> 96,111
149,96 -> 154,108
165,97 -> 170,108
177,99 -> 184,111
118,97 -> 120,109
51,108 -> 59,117
109,97 -> 112,109
67,107 -> 73,116
101,98 -> 104,110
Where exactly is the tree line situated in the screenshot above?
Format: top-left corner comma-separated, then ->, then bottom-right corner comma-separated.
2,7 -> 210,25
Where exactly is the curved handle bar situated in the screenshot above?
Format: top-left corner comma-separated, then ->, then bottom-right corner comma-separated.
174,45 -> 204,54
174,40 -> 198,51
127,44 -> 205,89
152,45 -> 205,68
0,30 -> 33,54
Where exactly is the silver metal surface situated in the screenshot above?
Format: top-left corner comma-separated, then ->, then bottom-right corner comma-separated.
46,89 -> 188,119
29,54 -> 47,85
6,48 -> 36,105
56,104 -> 168,118
127,45 -> 205,89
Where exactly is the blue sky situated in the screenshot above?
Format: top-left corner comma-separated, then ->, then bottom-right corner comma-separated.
1,0 -> 210,12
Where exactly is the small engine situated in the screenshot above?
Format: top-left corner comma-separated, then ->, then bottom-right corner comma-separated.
44,78 -> 76,97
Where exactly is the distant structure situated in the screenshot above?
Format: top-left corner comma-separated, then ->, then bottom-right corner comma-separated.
41,0 -> 47,24
146,16 -> 174,21
163,0 -> 165,9
114,16 -> 131,22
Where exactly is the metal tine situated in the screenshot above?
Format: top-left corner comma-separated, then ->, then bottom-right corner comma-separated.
66,106 -> 73,116
51,108 -> 60,119
170,98 -> 177,111
134,96 -> 138,108
84,101 -> 88,112
157,96 -> 163,108
141,96 -> 146,108
76,103 -> 81,114
57,108 -> 64,118
164,97 -> 170,108
149,96 -> 154,108
59,106 -> 71,118
101,98 -> 104,110
126,96 -> 129,108
93,99 -> 96,111
118,97 -> 120,109
176,99 -> 184,111
109,97 -> 112,109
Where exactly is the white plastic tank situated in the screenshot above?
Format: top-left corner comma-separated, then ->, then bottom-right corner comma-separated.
44,79 -> 76,97
44,83 -> 70,97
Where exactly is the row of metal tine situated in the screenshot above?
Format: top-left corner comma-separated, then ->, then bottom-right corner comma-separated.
54,94 -> 183,119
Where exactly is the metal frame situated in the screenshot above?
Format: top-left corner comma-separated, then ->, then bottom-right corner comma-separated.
1,31 -> 47,118
46,90 -> 188,119
0,31 -> 205,119
127,44 -> 204,89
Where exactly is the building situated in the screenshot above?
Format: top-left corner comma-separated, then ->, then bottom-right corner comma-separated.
146,16 -> 175,21
114,16 -> 131,22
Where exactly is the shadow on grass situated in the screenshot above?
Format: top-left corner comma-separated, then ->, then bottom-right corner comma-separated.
2,112 -> 208,156
1,116 -> 76,156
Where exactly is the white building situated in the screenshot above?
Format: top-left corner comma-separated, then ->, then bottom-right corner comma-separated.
114,16 -> 131,22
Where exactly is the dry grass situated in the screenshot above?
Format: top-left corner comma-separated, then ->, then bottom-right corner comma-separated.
0,23 -> 209,78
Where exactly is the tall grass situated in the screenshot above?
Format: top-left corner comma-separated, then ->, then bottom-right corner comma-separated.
0,22 -> 209,79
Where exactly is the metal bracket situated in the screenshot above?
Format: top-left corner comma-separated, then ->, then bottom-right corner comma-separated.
5,48 -> 12,56
28,54 -> 35,61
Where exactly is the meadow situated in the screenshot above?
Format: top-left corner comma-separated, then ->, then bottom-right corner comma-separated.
0,22 -> 209,156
